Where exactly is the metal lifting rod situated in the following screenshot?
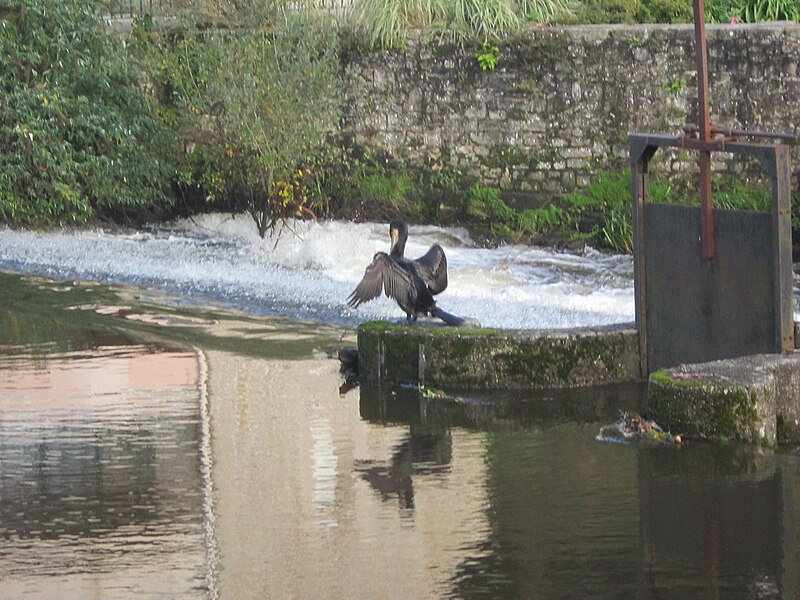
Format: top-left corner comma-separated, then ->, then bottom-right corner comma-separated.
692,0 -> 715,259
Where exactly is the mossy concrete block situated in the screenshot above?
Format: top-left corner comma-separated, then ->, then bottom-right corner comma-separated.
647,352 -> 800,444
357,320 -> 641,390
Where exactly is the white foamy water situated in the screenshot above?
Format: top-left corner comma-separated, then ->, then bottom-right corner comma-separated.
0,214 -> 635,329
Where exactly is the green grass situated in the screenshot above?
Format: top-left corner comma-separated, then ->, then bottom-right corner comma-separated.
457,169 -> 778,253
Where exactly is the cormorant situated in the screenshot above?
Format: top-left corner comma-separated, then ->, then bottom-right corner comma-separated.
347,219 -> 464,326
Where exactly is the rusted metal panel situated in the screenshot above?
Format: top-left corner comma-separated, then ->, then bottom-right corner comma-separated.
631,142 -> 649,378
692,0 -> 715,259
644,204 -> 777,371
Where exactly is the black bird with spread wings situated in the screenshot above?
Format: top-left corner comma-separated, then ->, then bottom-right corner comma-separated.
347,219 -> 464,326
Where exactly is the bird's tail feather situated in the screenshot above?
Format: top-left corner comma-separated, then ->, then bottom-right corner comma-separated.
431,307 -> 464,326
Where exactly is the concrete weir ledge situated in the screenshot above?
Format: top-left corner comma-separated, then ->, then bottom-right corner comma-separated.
357,321 -> 800,445
356,321 -> 641,390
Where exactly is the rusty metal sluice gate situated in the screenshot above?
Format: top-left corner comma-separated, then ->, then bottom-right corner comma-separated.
631,0 -> 796,374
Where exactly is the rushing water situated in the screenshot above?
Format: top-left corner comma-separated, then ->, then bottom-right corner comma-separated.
0,215 -> 635,329
2,219 -> 800,599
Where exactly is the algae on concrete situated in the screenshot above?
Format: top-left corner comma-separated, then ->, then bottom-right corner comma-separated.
356,322 -> 800,446
648,373 -> 768,443
357,320 -> 641,390
645,353 -> 800,445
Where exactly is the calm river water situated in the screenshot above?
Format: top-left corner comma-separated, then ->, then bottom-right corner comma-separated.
2,219 -> 800,599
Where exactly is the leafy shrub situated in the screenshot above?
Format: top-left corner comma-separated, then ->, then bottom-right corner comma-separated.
640,0 -> 695,22
466,183 -> 516,220
360,169 -> 418,208
160,8 -> 342,237
568,0 -> 642,23
0,0 -> 172,226
476,41 -> 501,70
519,0 -> 579,22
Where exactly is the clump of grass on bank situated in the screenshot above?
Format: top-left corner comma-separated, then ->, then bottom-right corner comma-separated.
323,150 -> 467,223
463,170 -> 776,253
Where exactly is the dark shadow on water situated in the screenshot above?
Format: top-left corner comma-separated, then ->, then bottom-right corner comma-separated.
355,427 -> 453,511
358,381 -> 800,599
358,380 -> 646,432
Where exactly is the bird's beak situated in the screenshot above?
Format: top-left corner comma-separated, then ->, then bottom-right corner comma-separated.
390,228 -> 397,245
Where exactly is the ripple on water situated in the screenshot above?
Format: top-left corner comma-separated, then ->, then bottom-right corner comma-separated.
0,342 -> 212,599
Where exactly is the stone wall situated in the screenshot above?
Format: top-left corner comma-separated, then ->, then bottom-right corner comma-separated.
341,23 -> 800,208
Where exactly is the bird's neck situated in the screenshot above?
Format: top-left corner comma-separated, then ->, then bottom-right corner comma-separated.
390,236 -> 406,259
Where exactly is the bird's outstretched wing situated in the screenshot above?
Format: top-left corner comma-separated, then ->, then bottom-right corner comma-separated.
415,244 -> 448,295
347,252 -> 416,308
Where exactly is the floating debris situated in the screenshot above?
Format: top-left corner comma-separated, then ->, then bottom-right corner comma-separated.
418,385 -> 464,403
596,411 -> 683,445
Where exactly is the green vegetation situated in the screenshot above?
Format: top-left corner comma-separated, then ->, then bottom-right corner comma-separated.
0,0 -> 172,226
155,4 -> 341,237
0,0 -> 340,235
663,78 -> 684,96
708,0 -> 799,22
566,0 -> 694,24
347,0 -> 794,37
461,171 -> 775,253
476,40 -> 501,70
324,151 -> 472,223
567,0 -> 799,24
0,0 -> 796,244
349,0 -> 575,48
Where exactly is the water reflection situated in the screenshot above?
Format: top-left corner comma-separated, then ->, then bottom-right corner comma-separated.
0,341 -> 210,599
361,385 -> 800,599
355,426 -> 453,510
3,271 -> 800,599
639,447 -> 794,599
204,349 -> 492,599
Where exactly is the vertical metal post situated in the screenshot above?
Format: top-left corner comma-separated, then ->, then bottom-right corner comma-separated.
632,147 -> 649,378
693,0 -> 716,259
417,343 -> 426,386
772,145 -> 795,352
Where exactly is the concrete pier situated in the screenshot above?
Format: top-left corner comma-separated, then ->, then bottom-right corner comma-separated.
356,321 -> 641,390
647,352 -> 800,445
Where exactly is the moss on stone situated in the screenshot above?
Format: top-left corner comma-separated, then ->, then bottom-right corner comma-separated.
648,376 -> 766,443
510,30 -> 571,66
360,320 -> 398,332
482,144 -> 529,170
427,327 -> 499,337
383,333 -> 423,381
357,321 -> 640,389
650,370 -> 704,388
775,413 -> 800,442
